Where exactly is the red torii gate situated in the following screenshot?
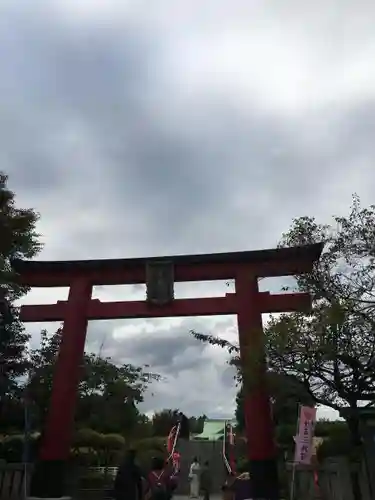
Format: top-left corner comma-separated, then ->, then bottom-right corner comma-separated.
14,243 -> 322,499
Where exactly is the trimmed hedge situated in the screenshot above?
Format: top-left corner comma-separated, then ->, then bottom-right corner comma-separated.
0,431 -> 168,468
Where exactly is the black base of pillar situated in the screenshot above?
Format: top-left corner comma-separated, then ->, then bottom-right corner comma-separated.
29,459 -> 68,498
248,458 -> 279,499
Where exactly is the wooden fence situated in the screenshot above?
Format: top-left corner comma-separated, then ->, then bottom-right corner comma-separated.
0,464 -> 29,500
286,458 -> 372,500
0,458 -> 372,500
0,464 -> 114,500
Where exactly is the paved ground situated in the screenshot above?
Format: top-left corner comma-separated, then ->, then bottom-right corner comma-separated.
173,496 -> 222,500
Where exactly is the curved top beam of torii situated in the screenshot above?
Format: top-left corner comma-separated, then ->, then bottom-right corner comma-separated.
11,242 -> 323,288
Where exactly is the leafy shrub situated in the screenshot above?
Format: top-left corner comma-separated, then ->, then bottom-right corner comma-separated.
73,428 -> 103,449
317,435 -> 352,461
0,435 -> 24,462
0,434 -> 39,462
131,437 -> 167,471
101,434 -> 125,450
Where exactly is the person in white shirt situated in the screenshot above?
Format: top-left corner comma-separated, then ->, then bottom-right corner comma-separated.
188,457 -> 200,498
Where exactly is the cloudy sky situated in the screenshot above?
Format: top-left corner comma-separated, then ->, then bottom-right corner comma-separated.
3,0 -> 375,422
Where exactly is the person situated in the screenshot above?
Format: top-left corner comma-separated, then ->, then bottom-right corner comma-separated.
200,460 -> 212,500
221,473 -> 236,500
172,450 -> 181,475
147,456 -> 175,500
188,457 -> 200,498
113,449 -> 143,500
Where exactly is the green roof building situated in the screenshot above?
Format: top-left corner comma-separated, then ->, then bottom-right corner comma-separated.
193,419 -> 236,441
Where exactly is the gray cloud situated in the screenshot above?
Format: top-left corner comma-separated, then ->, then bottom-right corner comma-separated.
83,317 -> 237,416
5,0 -> 375,419
85,317 -> 233,375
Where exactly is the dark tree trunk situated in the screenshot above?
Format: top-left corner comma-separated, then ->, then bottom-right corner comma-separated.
347,415 -> 361,446
347,413 -> 362,500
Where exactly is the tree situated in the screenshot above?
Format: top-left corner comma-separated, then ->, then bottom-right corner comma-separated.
235,374 -> 314,433
132,414 -> 153,440
27,328 -> 160,435
76,352 -> 159,435
266,195 -> 375,446
192,197 -> 375,500
0,396 -> 25,434
152,409 -> 180,436
189,415 -> 207,434
0,172 -> 41,407
192,197 -> 375,446
190,331 -> 312,438
151,409 -> 207,437
233,373 -> 314,456
314,420 -> 351,460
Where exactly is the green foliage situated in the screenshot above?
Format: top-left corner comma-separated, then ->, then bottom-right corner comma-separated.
236,373 -> 313,431
73,428 -> 103,449
101,433 -> 126,450
191,330 -> 312,441
151,408 -> 206,437
235,374 -> 313,454
132,437 -> 167,470
192,196 -> 375,445
314,419 -> 348,438
0,434 -> 25,462
152,409 -> 179,436
99,434 -> 126,466
0,428 -> 128,464
132,415 -> 153,440
0,172 -> 42,294
190,415 -> 207,434
267,196 -> 375,441
0,396 -> 25,434
317,435 -> 352,461
26,328 -> 160,435
0,433 -> 39,462
133,436 -> 166,450
0,172 -> 42,398
314,419 -> 352,461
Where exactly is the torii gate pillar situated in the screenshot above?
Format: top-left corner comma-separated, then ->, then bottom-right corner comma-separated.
14,243 -> 322,500
236,274 -> 278,497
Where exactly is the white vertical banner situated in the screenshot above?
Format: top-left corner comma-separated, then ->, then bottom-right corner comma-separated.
294,406 -> 317,465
